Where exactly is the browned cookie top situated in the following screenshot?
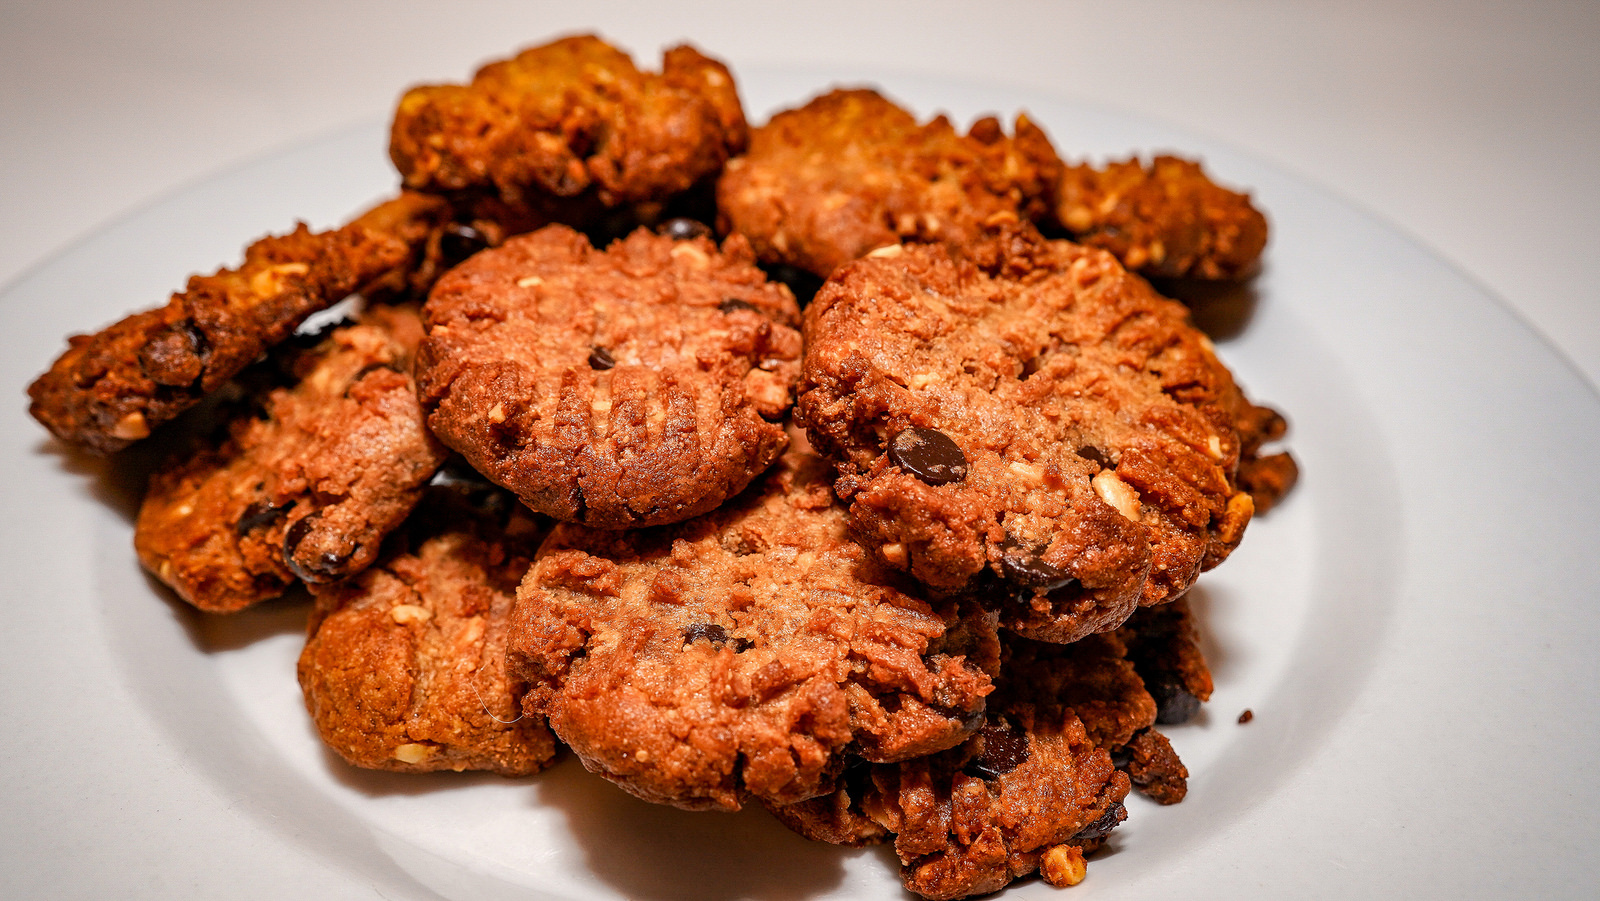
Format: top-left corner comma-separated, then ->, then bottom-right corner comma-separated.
135,304 -> 447,612
299,485 -> 558,776
416,224 -> 802,528
1054,155 -> 1268,281
506,442 -> 997,812
716,89 -> 1062,278
390,35 -> 747,207
798,231 -> 1255,642
27,192 -> 446,455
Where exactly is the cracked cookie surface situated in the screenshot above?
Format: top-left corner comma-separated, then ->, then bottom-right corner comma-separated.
416,224 -> 802,527
299,485 -> 558,775
391,34 -> 747,208
507,441 -> 997,811
27,192 -> 445,454
717,88 -> 1061,278
135,304 -> 446,612
798,231 -> 1256,642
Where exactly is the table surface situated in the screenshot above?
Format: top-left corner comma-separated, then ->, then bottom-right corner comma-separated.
3,2 -> 1597,898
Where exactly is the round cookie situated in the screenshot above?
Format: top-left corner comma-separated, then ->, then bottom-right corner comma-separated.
390,34 -> 747,208
135,304 -> 447,612
717,88 -> 1062,278
1053,154 -> 1268,281
416,224 -> 802,528
299,484 -> 558,776
506,442 -> 998,811
798,230 -> 1256,643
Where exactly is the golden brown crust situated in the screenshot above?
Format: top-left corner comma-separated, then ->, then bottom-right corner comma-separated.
27,192 -> 449,454
416,225 -> 802,528
1054,155 -> 1268,280
299,487 -> 558,776
507,443 -> 996,812
716,89 -> 1062,277
798,232 -> 1255,641
134,305 -> 447,612
389,35 -> 748,208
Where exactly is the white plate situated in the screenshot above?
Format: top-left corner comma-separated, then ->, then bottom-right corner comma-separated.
3,69 -> 1598,900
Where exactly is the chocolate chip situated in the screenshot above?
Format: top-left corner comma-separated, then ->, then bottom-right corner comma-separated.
718,298 -> 761,315
282,515 -> 351,583
587,346 -> 616,370
439,222 -> 490,265
998,540 -> 1077,592
1149,678 -> 1202,725
963,717 -> 1029,780
1070,800 -> 1127,843
682,622 -> 753,652
888,427 -> 967,485
659,217 -> 713,241
236,499 -> 293,536
1076,445 -> 1111,470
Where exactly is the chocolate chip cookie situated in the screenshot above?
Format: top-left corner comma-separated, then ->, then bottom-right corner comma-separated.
717,88 -> 1062,278
506,440 -> 997,811
798,229 -> 1256,642
1053,154 -> 1268,280
299,484 -> 558,775
416,224 -> 802,528
135,304 -> 446,612
390,34 -> 747,208
28,192 -> 448,455
768,685 -> 1130,899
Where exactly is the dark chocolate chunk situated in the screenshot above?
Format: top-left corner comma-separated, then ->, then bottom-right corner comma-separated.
439,222 -> 490,265
963,717 -> 1029,780
1070,800 -> 1126,843
718,298 -> 761,315
998,544 -> 1077,592
682,622 -> 753,652
587,346 -> 616,370
660,217 -> 714,241
282,514 -> 352,583
235,499 -> 293,536
887,427 -> 967,485
1148,678 -> 1202,725
1075,445 -> 1111,470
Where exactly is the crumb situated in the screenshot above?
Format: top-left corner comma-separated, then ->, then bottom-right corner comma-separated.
1238,709 -> 1254,724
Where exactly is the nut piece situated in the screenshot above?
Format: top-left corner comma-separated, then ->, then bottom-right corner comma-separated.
390,604 -> 434,624
392,742 -> 436,764
1041,844 -> 1088,887
1092,470 -> 1143,522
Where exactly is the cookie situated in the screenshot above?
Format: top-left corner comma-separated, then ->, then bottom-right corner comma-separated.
134,304 -> 446,612
298,484 -> 559,775
416,224 -> 802,527
717,88 -> 1062,278
798,229 -> 1257,642
1053,155 -> 1268,280
506,440 -> 997,811
390,35 -> 747,208
768,667 -> 1132,899
28,191 -> 449,454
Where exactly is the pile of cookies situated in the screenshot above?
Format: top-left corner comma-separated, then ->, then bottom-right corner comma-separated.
27,35 -> 1297,900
